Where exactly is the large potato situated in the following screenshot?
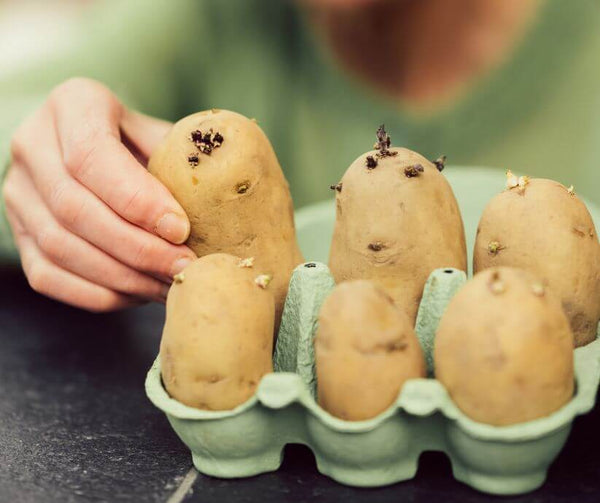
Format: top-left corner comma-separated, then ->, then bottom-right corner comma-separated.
473,177 -> 600,346
315,280 -> 426,421
160,253 -> 274,410
149,110 -> 304,327
435,267 -> 574,426
329,132 -> 466,325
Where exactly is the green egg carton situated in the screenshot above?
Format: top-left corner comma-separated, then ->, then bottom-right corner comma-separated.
145,168 -> 600,495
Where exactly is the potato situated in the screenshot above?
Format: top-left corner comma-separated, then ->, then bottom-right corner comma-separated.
435,267 -> 574,426
315,280 -> 426,421
159,253 -> 274,410
149,109 -> 304,327
473,176 -> 600,346
328,127 -> 466,326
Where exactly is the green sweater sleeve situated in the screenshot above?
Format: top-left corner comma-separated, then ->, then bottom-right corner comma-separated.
0,0 -> 204,263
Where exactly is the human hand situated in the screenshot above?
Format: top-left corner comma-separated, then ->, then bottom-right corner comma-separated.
3,78 -> 196,312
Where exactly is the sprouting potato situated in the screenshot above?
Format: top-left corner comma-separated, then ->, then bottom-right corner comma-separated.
328,126 -> 466,326
474,175 -> 600,346
160,253 -> 274,410
149,109 -> 304,328
435,267 -> 574,426
315,280 -> 426,421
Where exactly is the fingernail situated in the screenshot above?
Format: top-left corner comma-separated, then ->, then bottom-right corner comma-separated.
156,212 -> 190,244
170,257 -> 194,278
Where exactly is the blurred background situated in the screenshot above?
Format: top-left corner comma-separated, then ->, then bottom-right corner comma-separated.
1,0 -> 600,209
0,0 -> 95,79
5,1 -> 598,277
8,0 -> 599,288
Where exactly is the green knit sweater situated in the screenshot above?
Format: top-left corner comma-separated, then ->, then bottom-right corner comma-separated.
1,0 -> 600,262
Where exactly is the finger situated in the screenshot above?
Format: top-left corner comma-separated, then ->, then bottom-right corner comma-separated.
3,172 -> 28,240
15,108 -> 196,280
121,108 -> 172,160
6,210 -> 140,313
4,166 -> 170,302
49,79 -> 190,244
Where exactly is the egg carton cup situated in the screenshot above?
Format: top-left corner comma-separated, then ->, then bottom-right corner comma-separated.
146,168 -> 600,495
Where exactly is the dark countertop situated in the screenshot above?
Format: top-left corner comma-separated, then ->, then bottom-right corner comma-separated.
1,266 -> 599,503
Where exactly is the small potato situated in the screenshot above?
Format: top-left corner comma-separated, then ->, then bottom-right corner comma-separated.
160,253 -> 274,410
149,110 -> 304,327
315,280 -> 426,421
435,267 -> 574,426
474,177 -> 600,346
329,128 -> 466,326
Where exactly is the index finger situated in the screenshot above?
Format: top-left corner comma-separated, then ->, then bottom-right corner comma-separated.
49,78 -> 190,244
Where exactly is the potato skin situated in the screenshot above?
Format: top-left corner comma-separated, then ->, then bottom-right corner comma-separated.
315,280 -> 426,421
473,178 -> 600,346
160,253 -> 274,410
148,110 -> 304,326
435,267 -> 574,426
329,148 -> 467,326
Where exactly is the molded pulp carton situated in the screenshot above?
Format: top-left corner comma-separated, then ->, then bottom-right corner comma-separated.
146,168 -> 600,495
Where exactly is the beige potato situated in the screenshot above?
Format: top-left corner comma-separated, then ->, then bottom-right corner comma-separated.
315,280 -> 426,421
435,267 -> 574,426
160,253 -> 274,410
329,131 -> 466,326
473,177 -> 600,346
149,109 -> 304,327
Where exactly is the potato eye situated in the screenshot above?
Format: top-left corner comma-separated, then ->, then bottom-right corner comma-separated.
236,182 -> 250,194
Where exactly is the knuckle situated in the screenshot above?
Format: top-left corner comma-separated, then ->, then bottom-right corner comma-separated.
49,78 -> 84,106
9,131 -> 26,161
87,294 -> 128,313
49,180 -> 86,229
86,302 -> 114,314
63,138 -> 101,179
2,171 -> 16,209
62,117 -> 120,181
36,227 -> 68,266
48,179 -> 71,216
50,77 -> 112,104
50,78 -> 122,124
119,186 -> 151,223
130,239 -> 163,272
53,77 -> 91,94
48,179 -> 68,211
118,270 -> 160,299
26,263 -> 51,296
9,110 -> 38,162
117,272 -> 144,297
